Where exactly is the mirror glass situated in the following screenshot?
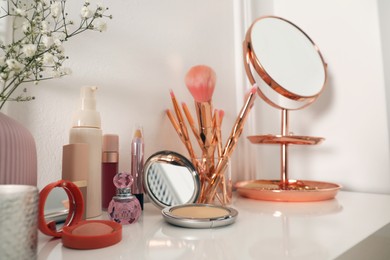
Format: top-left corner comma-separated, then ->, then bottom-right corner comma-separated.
143,151 -> 200,208
44,187 -> 69,230
245,16 -> 327,109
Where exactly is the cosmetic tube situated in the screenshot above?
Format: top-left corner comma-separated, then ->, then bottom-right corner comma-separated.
62,143 -> 89,219
102,134 -> 119,210
69,86 -> 102,218
131,126 -> 144,210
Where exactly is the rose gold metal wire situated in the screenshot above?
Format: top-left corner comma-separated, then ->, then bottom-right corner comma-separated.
281,109 -> 288,188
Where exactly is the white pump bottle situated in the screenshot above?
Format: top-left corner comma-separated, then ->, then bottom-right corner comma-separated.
69,86 -> 102,218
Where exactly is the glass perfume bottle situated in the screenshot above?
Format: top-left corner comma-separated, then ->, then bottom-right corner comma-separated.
108,172 -> 141,224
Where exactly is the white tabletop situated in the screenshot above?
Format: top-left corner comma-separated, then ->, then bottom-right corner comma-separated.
37,191 -> 390,259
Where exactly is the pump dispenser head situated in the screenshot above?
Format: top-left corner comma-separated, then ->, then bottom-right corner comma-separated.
72,86 -> 101,128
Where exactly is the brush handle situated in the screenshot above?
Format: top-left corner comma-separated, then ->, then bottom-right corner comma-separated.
168,92 -> 197,161
182,102 -> 206,153
194,101 -> 215,168
214,110 -> 223,158
204,86 -> 257,203
194,101 -> 214,144
166,110 -> 185,142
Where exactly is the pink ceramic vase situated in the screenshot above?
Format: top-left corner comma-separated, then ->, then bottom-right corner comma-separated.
0,112 -> 37,185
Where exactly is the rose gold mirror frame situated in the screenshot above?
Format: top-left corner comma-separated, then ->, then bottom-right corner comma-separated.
240,16 -> 340,200
243,16 -> 328,110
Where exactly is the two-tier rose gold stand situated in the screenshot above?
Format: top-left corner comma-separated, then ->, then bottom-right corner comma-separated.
235,16 -> 341,202
236,109 -> 340,202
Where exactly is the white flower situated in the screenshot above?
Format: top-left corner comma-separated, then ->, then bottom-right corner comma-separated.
50,2 -> 62,18
22,44 -> 37,58
51,69 -> 61,78
51,67 -> 71,78
53,32 -> 66,41
62,67 -> 72,75
0,0 -> 111,108
54,38 -> 62,47
22,21 -> 30,33
15,8 -> 26,17
43,53 -> 54,64
41,0 -> 51,6
80,6 -> 94,18
6,59 -> 24,72
56,45 -> 65,53
36,2 -> 44,12
40,21 -> 49,33
0,72 -> 8,81
42,35 -> 54,48
93,20 -> 107,32
96,3 -> 106,15
0,56 -> 6,66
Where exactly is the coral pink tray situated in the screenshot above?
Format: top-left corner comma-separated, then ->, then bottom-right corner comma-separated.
235,179 -> 341,202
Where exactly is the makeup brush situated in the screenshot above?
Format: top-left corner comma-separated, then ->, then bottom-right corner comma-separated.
168,90 -> 197,162
203,86 -> 257,203
185,65 -> 216,164
214,109 -> 224,158
182,102 -> 206,153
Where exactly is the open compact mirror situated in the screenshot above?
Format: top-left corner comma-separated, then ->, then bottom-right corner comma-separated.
143,150 -> 200,208
143,151 -> 238,228
237,16 -> 340,202
43,187 -> 69,225
38,180 -> 122,249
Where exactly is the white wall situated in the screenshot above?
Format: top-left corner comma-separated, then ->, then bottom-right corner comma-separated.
379,0 -> 390,160
5,0 -> 241,189
4,0 -> 390,194
250,0 -> 390,194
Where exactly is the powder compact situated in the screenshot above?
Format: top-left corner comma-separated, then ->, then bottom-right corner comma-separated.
162,204 -> 238,228
38,180 -> 122,249
143,150 -> 238,229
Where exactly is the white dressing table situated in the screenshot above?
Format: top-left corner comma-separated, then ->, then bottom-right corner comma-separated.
37,191 -> 390,259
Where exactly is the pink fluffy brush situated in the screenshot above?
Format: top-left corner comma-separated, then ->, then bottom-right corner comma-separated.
185,65 -> 216,162
185,65 -> 216,103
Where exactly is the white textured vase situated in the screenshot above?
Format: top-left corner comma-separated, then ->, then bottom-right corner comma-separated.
0,112 -> 37,185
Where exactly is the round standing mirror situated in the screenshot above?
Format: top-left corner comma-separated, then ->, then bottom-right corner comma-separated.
239,16 -> 340,202
143,151 -> 200,209
244,16 -> 327,110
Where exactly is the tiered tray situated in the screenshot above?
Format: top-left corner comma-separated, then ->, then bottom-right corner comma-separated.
235,179 -> 341,202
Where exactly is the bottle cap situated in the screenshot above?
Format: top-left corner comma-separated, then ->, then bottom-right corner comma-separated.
103,134 -> 119,152
102,134 -> 119,163
72,86 -> 101,128
113,172 -> 133,198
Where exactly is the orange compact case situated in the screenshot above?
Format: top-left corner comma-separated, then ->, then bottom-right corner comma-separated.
38,180 -> 122,249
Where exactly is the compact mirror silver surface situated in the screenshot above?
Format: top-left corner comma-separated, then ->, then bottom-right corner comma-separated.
244,16 -> 327,110
44,187 -> 69,230
143,151 -> 200,208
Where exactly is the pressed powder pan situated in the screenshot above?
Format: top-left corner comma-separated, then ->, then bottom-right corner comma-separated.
162,204 -> 238,229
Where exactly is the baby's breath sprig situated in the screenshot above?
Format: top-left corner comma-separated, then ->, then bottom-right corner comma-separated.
0,0 -> 112,110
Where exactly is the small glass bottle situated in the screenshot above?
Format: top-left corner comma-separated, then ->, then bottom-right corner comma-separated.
108,172 -> 141,224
